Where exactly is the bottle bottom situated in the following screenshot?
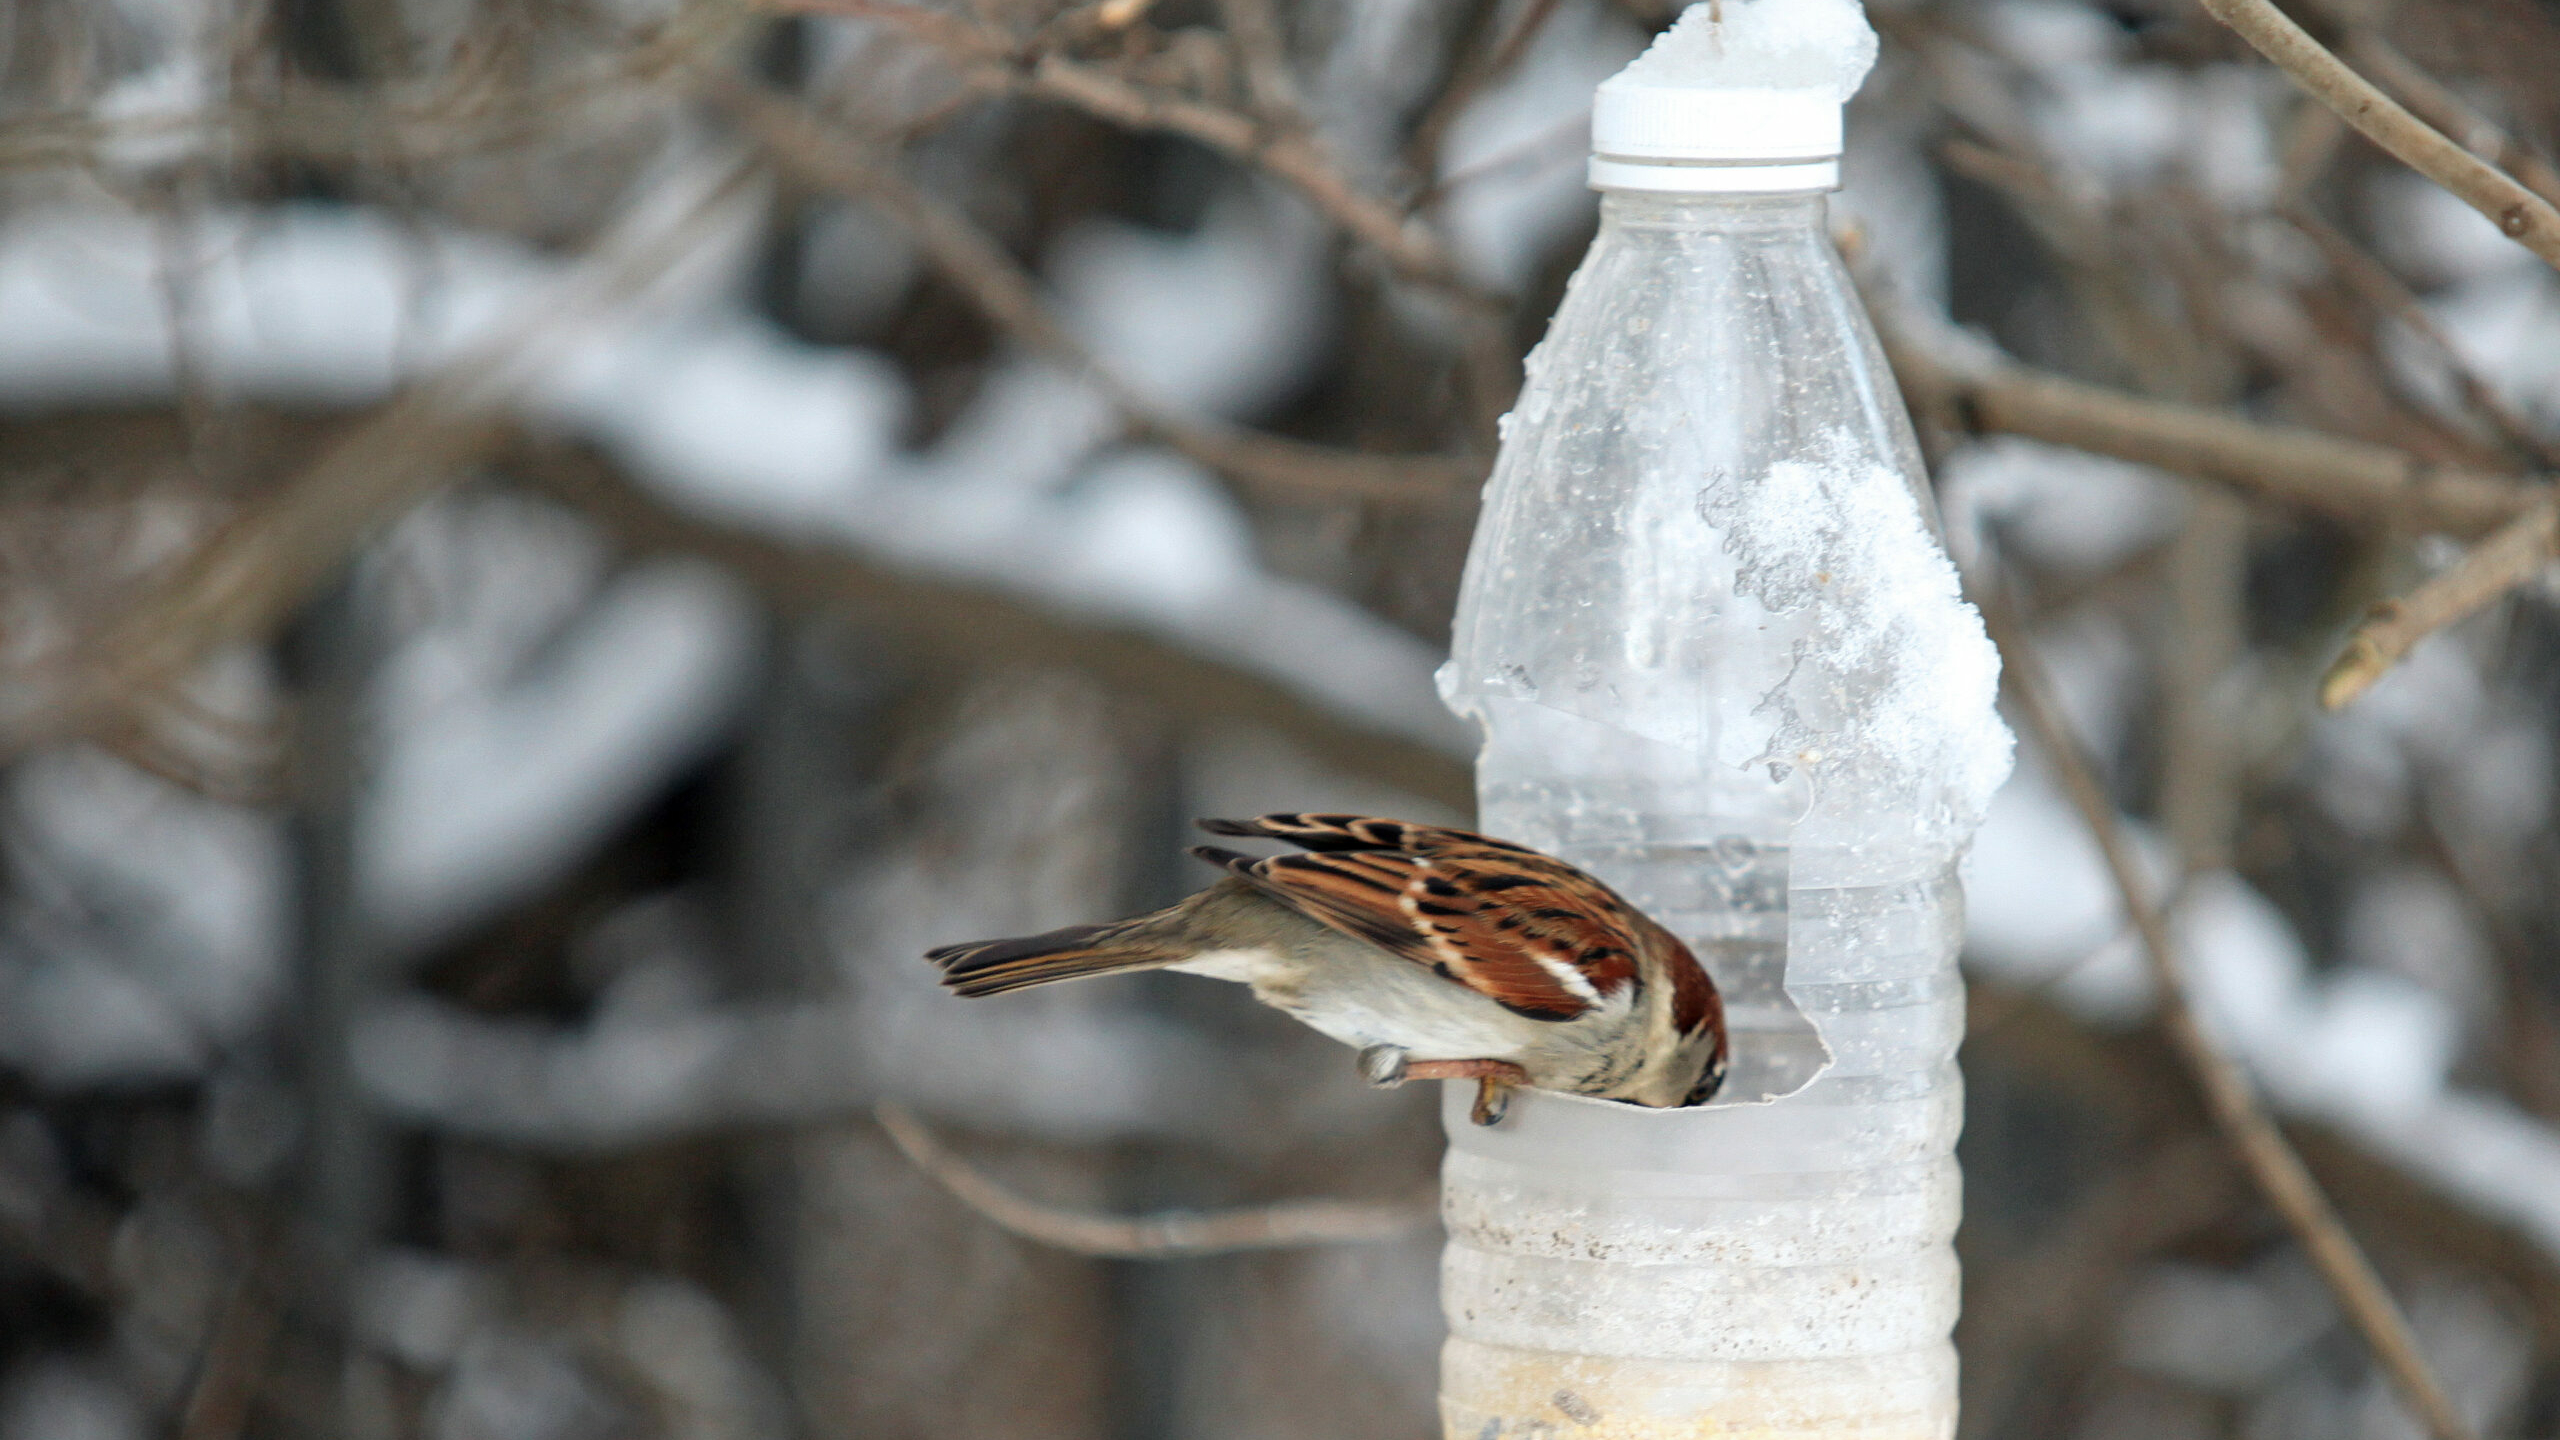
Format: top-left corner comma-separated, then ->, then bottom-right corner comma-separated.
1440,1339 -> 1955,1440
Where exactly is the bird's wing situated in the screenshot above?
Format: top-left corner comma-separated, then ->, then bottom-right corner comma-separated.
1198,812 -> 1541,856
1193,816 -> 1642,1021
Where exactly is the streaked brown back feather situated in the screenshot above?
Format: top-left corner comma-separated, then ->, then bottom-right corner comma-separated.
1190,813 -> 1674,1024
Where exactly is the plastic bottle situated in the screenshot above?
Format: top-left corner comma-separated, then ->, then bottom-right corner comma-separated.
1432,3 -> 2013,1436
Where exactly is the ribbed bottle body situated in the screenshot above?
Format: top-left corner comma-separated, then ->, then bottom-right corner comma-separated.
1437,863 -> 1965,1439
1434,189 -> 2004,1438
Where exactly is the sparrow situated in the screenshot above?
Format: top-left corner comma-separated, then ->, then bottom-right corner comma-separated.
925,813 -> 1727,1125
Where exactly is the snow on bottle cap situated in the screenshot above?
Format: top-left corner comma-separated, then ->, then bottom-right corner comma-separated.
1589,0 -> 1878,194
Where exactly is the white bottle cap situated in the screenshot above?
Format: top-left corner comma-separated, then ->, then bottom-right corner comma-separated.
1588,0 -> 1878,195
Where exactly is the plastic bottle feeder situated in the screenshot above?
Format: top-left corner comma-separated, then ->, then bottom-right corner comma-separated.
1433,3 -> 2013,1436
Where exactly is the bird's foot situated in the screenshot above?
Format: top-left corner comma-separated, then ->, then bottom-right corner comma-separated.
1356,1044 -> 1410,1088
1397,1059 -> 1531,1126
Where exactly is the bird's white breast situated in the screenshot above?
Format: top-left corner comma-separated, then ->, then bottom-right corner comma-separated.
1167,930 -> 1652,1095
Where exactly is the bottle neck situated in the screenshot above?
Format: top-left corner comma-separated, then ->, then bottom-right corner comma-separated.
1597,190 -> 1829,235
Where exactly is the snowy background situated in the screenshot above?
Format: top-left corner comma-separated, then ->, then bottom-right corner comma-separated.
4,0 -> 2560,1436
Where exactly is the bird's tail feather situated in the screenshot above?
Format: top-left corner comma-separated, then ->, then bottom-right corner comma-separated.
926,920 -> 1181,998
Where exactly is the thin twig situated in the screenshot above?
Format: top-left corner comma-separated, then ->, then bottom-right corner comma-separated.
2320,498 -> 2560,708
873,1102 -> 1433,1258
1405,0 -> 1567,194
708,79 -> 1480,504
1982,589 -> 2478,1440
0,1 -> 747,172
2196,0 -> 2560,274
767,0 -> 1523,441
1018,55 -> 1490,303
1211,0 -> 1304,122
1936,138 -> 2215,401
759,0 -> 1499,308
518,432 -> 1476,810
2344,30 -> 2560,214
4,158 -> 764,757
1870,294 -> 2540,537
2284,202 -> 2560,468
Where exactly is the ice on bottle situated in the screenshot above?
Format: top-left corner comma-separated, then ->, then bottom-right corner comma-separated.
1432,1 -> 2013,1436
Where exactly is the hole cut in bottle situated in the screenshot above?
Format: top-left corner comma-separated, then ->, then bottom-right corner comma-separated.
1456,685 -> 1829,1108
1435,176 -> 2006,1438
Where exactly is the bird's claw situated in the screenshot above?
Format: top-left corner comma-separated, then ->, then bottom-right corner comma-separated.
1357,1044 -> 1410,1088
1384,1056 -> 1528,1124
1357,1053 -> 1524,1123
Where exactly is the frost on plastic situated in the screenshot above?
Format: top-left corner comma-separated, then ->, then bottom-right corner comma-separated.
1442,195 -> 2011,884
1609,0 -> 1879,102
1710,451 -> 2011,854
1435,17 -> 2008,1426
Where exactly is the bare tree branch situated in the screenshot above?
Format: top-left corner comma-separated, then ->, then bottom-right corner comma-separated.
1013,55 -> 1489,304
1404,0 -> 1568,196
2321,497 -> 2560,708
1935,137 -> 2221,401
2343,30 -> 2560,215
1211,0 -> 1304,122
2198,0 -> 2560,275
757,0 -> 1499,309
3,159 -> 763,757
515,433 -> 1476,811
1983,588 -> 2480,1440
1871,294 -> 2542,536
710,78 -> 1482,504
874,1102 -> 1434,1257
2284,202 -> 2560,469
0,2 -> 748,171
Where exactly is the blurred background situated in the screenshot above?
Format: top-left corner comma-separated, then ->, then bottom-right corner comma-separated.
2,0 -> 2559,1436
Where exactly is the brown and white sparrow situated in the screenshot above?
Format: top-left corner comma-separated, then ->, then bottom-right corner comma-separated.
926,813 -> 1728,1125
